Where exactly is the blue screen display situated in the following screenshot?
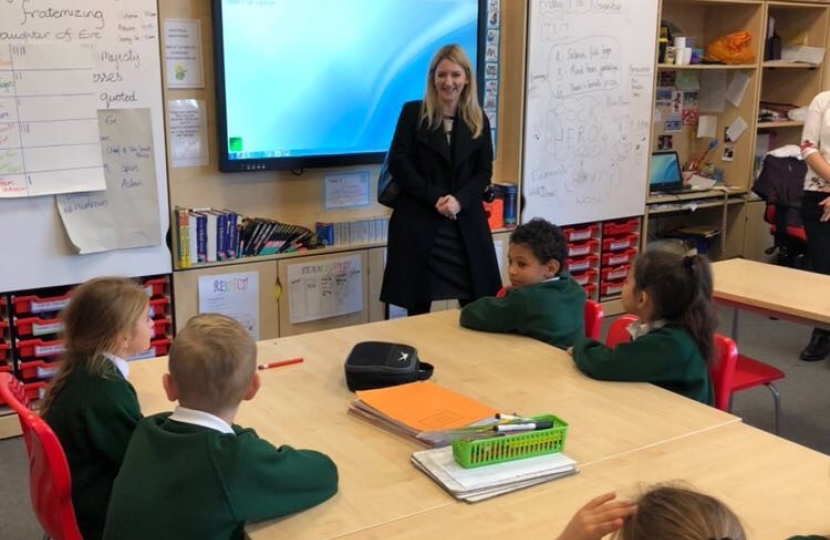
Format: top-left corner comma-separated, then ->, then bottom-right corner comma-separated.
649,152 -> 683,187
214,0 -> 482,171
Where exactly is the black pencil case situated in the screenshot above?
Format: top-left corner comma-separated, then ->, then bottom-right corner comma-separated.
344,341 -> 433,392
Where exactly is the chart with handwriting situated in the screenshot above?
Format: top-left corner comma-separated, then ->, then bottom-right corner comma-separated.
522,0 -> 658,225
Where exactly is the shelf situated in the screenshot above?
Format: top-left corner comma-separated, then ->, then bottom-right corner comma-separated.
647,187 -> 745,205
762,61 -> 820,69
656,63 -> 756,70
757,120 -> 804,129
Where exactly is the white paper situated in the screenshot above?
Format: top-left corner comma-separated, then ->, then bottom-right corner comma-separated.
726,116 -> 748,142
697,115 -> 717,139
163,19 -> 204,89
323,171 -> 370,209
699,71 -> 726,113
168,99 -> 209,168
676,71 -> 700,91
287,254 -> 363,324
197,272 -> 260,339
725,71 -> 750,107
0,43 -> 105,198
57,109 -> 161,254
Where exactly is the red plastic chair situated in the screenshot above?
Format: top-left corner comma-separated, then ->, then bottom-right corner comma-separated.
604,318 -> 736,412
496,287 -> 603,339
0,373 -> 83,540
730,355 -> 785,434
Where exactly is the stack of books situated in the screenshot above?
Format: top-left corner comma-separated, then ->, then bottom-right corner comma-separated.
411,445 -> 577,502
348,381 -> 498,447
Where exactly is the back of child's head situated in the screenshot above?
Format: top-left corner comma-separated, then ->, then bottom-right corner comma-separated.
509,217 -> 567,269
41,276 -> 148,416
615,485 -> 746,540
168,313 -> 257,415
631,248 -> 718,363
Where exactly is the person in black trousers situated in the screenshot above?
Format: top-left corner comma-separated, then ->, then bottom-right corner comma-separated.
380,44 -> 501,316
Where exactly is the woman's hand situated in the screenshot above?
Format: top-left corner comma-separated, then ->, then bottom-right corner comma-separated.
555,493 -> 637,540
436,195 -> 461,220
820,196 -> 830,222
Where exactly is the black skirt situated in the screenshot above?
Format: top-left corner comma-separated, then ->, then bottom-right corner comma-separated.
427,219 -> 473,301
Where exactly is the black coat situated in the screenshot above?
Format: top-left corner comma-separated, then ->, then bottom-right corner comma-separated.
380,100 -> 501,309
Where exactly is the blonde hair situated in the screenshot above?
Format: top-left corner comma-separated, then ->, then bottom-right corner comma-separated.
168,313 -> 257,414
421,44 -> 484,138
615,485 -> 746,540
40,277 -> 149,416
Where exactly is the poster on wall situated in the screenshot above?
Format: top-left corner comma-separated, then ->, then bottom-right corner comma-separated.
287,255 -> 363,324
198,272 -> 260,339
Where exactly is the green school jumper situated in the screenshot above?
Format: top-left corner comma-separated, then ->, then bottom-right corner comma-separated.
103,413 -> 339,540
571,325 -> 714,405
459,275 -> 586,350
41,361 -> 142,540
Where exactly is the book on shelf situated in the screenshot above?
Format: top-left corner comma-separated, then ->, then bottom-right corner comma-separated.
411,445 -> 577,502
348,381 -> 498,446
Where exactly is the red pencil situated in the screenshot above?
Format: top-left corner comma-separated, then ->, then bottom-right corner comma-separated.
257,357 -> 304,370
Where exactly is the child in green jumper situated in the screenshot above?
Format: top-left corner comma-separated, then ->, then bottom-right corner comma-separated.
41,277 -> 152,540
569,249 -> 717,404
103,314 -> 338,540
459,217 -> 585,349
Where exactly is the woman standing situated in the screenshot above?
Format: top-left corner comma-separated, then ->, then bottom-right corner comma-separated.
798,91 -> 830,361
380,44 -> 501,315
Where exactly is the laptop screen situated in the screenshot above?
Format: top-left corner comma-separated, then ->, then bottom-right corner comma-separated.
649,151 -> 684,191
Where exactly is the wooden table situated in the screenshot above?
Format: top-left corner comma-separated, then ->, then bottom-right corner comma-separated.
333,422 -> 830,540
712,258 -> 830,335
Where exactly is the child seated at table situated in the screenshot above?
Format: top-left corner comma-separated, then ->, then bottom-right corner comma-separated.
555,484 -> 826,540
459,217 -> 585,349
103,314 -> 338,540
568,249 -> 716,405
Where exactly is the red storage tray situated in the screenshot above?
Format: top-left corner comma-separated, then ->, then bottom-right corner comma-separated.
0,363 -> 11,374
567,239 -> 599,258
18,360 -> 61,380
0,342 -> 9,361
601,280 -> 626,297
582,283 -> 597,299
15,316 -> 63,337
603,218 -> 640,236
12,292 -> 72,315
566,254 -> 599,274
148,297 -> 170,319
562,224 -> 600,243
602,248 -> 638,267
142,276 -> 170,298
571,269 -> 598,286
601,264 -> 631,283
16,338 -> 65,359
153,317 -> 171,338
602,233 -> 639,253
23,382 -> 48,401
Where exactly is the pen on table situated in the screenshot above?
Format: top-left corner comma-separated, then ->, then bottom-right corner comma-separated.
257,357 -> 304,370
493,421 -> 553,433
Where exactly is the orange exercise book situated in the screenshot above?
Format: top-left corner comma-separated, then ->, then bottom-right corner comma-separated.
348,381 -> 498,446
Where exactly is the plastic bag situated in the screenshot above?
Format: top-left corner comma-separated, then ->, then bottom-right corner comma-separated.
704,31 -> 756,64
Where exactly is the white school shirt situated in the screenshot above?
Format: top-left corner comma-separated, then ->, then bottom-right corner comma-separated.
801,90 -> 830,192
169,406 -> 235,435
102,352 -> 130,379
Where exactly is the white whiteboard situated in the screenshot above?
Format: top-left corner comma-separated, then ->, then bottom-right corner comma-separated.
0,0 -> 170,292
522,0 -> 659,225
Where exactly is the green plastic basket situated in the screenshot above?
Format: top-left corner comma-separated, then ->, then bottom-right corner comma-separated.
451,414 -> 568,469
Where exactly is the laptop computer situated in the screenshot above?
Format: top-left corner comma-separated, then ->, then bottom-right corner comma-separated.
649,151 -> 691,193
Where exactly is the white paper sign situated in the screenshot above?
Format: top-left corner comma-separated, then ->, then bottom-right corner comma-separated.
323,171 -> 370,209
163,19 -> 204,89
726,116 -> 748,142
197,271 -> 260,339
168,99 -> 209,168
287,255 -> 363,324
0,43 -> 105,197
56,109 -> 161,254
725,71 -> 750,107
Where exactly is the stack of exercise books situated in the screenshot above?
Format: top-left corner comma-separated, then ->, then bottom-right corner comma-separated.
411,445 -> 577,502
348,381 -> 498,447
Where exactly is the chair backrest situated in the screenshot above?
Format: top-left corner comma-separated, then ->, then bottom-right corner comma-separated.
0,373 -> 83,540
605,314 -> 638,348
711,334 -> 738,412
583,300 -> 604,340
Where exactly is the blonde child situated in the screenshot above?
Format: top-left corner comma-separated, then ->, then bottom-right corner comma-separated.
41,277 -> 152,540
556,485 -> 827,540
460,218 -> 585,349
103,314 -> 338,540
568,249 -> 717,404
